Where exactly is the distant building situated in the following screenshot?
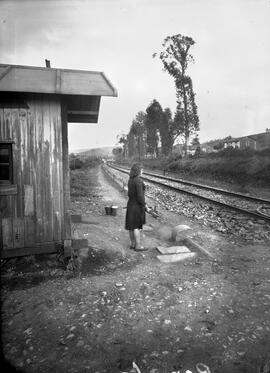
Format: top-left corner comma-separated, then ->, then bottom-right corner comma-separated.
200,142 -> 219,153
172,143 -> 184,155
172,143 -> 197,156
223,138 -> 240,149
202,130 -> 270,153
238,131 -> 270,150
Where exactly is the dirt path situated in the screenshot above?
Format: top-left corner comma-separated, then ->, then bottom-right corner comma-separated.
1,165 -> 270,373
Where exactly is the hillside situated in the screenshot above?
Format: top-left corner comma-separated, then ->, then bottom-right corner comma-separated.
73,146 -> 114,158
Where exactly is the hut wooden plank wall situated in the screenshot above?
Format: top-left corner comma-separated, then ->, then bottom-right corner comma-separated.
0,64 -> 117,258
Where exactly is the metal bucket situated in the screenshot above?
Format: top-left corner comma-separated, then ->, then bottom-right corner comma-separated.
111,206 -> 118,216
105,206 -> 112,215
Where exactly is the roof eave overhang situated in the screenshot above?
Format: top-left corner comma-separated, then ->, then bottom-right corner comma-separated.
0,64 -> 117,124
0,64 -> 118,97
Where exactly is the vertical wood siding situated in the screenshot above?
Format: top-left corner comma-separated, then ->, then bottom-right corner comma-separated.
61,101 -> 71,240
0,94 -> 67,251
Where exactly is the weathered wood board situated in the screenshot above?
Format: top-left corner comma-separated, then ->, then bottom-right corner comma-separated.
0,94 -> 68,254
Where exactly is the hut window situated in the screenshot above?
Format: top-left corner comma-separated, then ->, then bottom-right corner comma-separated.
0,143 -> 13,184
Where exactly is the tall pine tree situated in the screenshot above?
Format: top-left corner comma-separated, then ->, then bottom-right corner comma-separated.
154,34 -> 199,157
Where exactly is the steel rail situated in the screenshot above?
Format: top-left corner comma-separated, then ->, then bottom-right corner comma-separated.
111,163 -> 270,205
108,164 -> 270,222
145,171 -> 270,204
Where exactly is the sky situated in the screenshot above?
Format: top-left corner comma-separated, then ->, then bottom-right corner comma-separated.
1,0 -> 270,151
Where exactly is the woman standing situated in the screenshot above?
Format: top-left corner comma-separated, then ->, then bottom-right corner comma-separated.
125,163 -> 148,251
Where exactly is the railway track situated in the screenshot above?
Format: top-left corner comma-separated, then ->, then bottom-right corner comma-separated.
108,163 -> 270,223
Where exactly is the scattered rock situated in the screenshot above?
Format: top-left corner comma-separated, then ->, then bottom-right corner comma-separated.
115,283 -> 124,287
24,328 -> 32,335
237,351 -> 246,357
76,340 -> 84,347
164,319 -> 171,325
66,334 -> 75,340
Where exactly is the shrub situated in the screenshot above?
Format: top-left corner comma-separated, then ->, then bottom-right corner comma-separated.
119,146 -> 270,185
70,169 -> 90,197
69,157 -> 83,170
83,156 -> 101,168
165,148 -> 270,184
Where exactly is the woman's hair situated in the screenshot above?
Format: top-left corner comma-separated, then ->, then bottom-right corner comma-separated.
129,163 -> 143,178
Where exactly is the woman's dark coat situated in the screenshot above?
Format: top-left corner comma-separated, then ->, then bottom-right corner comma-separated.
125,176 -> 146,230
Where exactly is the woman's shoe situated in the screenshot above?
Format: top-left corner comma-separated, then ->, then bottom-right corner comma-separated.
134,247 -> 148,252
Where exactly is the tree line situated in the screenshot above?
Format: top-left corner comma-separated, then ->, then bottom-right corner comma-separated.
113,34 -> 200,160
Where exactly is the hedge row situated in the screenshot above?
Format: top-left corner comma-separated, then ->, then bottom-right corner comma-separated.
121,148 -> 270,185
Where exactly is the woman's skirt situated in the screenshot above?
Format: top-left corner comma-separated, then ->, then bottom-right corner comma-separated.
125,200 -> 145,230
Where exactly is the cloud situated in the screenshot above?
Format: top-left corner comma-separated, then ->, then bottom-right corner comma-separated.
0,0 -> 74,60
1,0 -> 270,149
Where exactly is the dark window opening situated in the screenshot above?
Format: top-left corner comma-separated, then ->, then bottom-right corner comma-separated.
0,143 -> 13,184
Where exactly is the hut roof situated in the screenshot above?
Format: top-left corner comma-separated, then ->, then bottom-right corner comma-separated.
0,63 -> 117,123
0,64 -> 117,96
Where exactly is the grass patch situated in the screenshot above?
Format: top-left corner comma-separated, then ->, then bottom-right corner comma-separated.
118,148 -> 270,186
70,169 -> 91,198
166,150 -> 270,185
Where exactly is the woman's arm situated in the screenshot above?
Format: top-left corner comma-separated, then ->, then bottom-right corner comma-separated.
135,178 -> 145,207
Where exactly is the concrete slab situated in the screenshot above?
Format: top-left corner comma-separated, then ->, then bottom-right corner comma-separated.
183,237 -> 215,259
156,245 -> 190,255
157,252 -> 196,263
71,239 -> 89,249
81,216 -> 101,225
71,214 -> 82,223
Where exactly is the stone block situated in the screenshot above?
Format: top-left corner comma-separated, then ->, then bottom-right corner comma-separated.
71,214 -> 82,223
183,237 -> 215,259
157,252 -> 196,263
171,224 -> 192,242
156,245 -> 190,254
71,239 -> 89,249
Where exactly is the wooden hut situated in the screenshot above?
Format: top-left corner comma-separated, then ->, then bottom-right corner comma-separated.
0,63 -> 117,258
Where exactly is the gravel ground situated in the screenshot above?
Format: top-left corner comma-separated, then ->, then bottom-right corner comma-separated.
1,164 -> 270,373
